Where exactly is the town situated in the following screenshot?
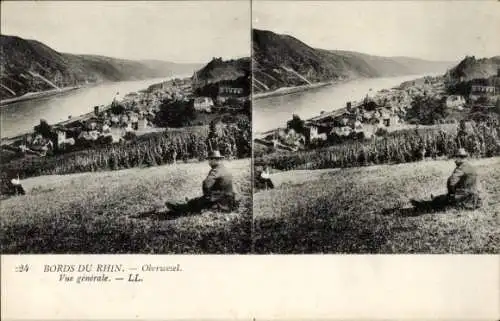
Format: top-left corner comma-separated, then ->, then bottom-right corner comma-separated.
1,65 -> 250,161
255,67 -> 500,154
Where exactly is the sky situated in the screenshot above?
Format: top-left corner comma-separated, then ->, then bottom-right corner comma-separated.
1,1 -> 250,64
253,1 -> 500,62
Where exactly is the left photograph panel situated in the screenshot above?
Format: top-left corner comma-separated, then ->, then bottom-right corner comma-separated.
0,1 -> 252,254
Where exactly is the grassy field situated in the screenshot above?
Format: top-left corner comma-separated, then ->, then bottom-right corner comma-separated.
253,157 -> 500,254
0,159 -> 251,253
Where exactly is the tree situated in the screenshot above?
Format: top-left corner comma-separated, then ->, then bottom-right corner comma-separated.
286,114 -> 306,135
110,103 -> 125,115
154,99 -> 197,128
406,95 -> 449,125
34,119 -> 53,138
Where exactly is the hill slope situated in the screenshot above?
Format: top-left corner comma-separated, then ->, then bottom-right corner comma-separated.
0,35 -> 202,100
445,55 -> 500,82
254,157 -> 500,253
252,29 -> 453,93
0,159 -> 251,253
191,56 -> 250,88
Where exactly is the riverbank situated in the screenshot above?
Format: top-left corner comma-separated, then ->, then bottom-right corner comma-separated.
0,86 -> 81,107
253,81 -> 334,100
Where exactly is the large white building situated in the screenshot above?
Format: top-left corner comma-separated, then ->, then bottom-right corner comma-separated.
193,97 -> 214,112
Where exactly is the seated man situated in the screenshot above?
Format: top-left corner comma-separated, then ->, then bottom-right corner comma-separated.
411,148 -> 482,211
255,166 -> 274,190
11,177 -> 25,195
166,150 -> 237,214
1,174 -> 25,197
445,148 -> 482,209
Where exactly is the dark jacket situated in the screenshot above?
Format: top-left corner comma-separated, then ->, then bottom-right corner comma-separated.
202,163 -> 234,202
447,160 -> 480,199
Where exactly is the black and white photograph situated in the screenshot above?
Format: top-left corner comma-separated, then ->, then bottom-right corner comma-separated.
1,1 -> 499,320
0,0 -> 252,254
252,1 -> 500,253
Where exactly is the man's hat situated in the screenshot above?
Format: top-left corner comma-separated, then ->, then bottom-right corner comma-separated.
208,150 -> 224,159
456,147 -> 469,158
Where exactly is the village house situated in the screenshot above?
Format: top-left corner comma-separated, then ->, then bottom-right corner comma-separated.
128,112 -> 140,130
218,85 -> 244,97
304,123 -> 327,142
381,111 -> 391,127
471,85 -> 496,95
362,110 -> 375,123
94,105 -> 106,116
78,130 -> 100,142
85,117 -> 100,131
193,97 -> 214,112
354,120 -> 364,133
331,126 -> 353,137
125,123 -> 134,133
102,123 -> 111,134
216,96 -> 228,105
137,118 -> 149,130
43,126 -> 70,150
470,84 -> 499,103
445,95 -> 466,109
110,115 -> 120,126
120,114 -> 130,127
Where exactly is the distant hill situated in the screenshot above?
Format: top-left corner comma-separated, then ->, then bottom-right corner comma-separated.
252,29 -> 454,93
445,55 -> 500,82
0,35 -> 202,100
191,56 -> 250,88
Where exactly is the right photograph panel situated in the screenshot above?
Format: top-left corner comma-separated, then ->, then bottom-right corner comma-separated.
252,1 -> 500,254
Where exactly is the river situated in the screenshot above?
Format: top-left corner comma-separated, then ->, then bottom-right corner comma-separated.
0,76 -> 188,138
253,73 -> 440,133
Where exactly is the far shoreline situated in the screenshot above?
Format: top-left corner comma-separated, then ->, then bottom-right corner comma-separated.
0,74 -> 185,107
0,86 -> 81,107
253,81 -> 335,100
252,71 -> 445,101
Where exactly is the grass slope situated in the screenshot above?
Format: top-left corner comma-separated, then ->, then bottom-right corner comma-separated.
1,159 -> 251,253
445,55 -> 500,82
254,157 -> 500,254
193,57 -> 250,85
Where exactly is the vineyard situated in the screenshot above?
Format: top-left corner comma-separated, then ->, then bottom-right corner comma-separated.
255,120 -> 500,171
1,118 -> 251,180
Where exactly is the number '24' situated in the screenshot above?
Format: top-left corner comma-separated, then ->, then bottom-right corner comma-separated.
16,264 -> 29,272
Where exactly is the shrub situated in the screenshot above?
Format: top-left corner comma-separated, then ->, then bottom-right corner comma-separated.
123,131 -> 137,141
375,127 -> 389,137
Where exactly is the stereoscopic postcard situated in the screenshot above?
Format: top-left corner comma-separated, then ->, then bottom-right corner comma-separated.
1,0 -> 498,320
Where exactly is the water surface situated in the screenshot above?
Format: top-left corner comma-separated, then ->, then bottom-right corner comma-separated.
1,76 -> 188,138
